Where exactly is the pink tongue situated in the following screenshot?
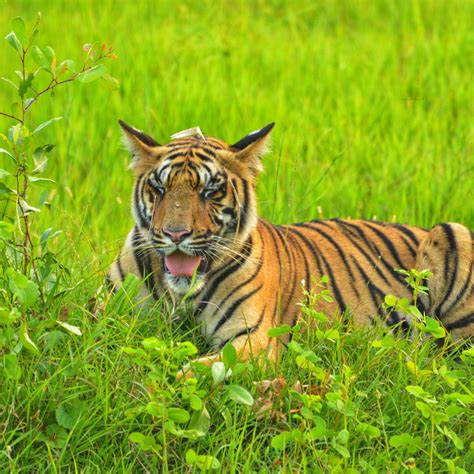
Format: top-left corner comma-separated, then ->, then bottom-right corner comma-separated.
164,251 -> 202,277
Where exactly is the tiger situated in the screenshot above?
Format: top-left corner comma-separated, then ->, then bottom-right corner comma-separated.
108,120 -> 473,368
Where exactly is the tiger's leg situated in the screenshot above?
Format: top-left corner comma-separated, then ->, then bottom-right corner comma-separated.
416,223 -> 474,340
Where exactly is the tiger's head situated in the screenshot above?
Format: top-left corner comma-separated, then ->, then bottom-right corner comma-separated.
119,120 -> 274,294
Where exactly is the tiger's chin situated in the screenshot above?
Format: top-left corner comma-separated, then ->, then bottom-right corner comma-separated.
164,273 -> 206,296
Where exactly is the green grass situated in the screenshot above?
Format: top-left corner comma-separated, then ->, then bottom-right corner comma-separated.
1,0 -> 473,472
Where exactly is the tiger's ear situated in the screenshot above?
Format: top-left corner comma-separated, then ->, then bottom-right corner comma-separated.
230,122 -> 275,176
118,120 -> 164,175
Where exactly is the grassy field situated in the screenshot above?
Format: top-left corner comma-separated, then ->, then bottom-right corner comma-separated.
1,0 -> 473,472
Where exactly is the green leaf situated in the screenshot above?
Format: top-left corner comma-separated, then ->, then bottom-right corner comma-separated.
77,64 -> 107,83
389,433 -> 422,454
128,432 -> 158,451
185,448 -> 197,464
55,401 -> 84,429
222,342 -> 237,367
12,17 -> 27,45
20,323 -> 40,355
287,340 -> 303,353
5,32 -> 22,56
56,320 -> 82,336
406,385 -> 437,403
271,431 -> 292,450
28,176 -> 56,188
7,270 -> 39,309
227,385 -> 254,406
0,148 -> 14,159
384,294 -> 397,307
309,416 -> 328,439
27,12 -> 41,49
189,394 -> 203,411
441,426 -> 464,450
40,424 -> 67,448
0,168 -> 11,178
3,353 -> 22,379
1,76 -> 19,91
336,429 -> 350,445
211,361 -> 226,385
0,307 -> 21,325
19,72 -> 35,99
39,46 -> 56,73
188,406 -> 210,435
268,324 -> 292,337
168,407 -> 190,424
415,401 -> 432,418
31,46 -> 49,69
61,59 -> 77,74
357,423 -> 381,438
146,401 -> 166,418
129,432 -> 147,444
423,316 -> 446,338
332,442 -> 350,458
444,392 -> 474,404
19,199 -> 41,215
196,454 -> 220,471
32,117 -> 62,135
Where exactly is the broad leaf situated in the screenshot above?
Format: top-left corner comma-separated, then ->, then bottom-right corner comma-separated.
12,17 -> 26,45
5,32 -> 22,56
56,320 -> 82,336
20,323 -> 40,355
32,117 -> 62,135
78,64 -> 107,83
227,385 -> 254,406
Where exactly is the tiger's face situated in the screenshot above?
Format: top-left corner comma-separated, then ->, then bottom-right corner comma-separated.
120,121 -> 274,294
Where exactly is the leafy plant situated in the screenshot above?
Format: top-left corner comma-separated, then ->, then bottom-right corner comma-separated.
1,14 -> 117,375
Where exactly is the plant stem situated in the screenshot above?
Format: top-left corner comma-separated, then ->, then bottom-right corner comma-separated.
0,112 -> 22,122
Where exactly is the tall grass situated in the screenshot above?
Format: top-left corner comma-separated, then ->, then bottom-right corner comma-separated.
0,0 -> 473,471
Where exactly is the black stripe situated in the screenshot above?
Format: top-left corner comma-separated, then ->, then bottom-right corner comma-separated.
400,235 -> 417,259
194,151 -> 214,162
350,257 -> 384,313
132,226 -> 159,299
116,250 -> 126,281
286,226 -> 347,315
391,223 -> 422,246
212,255 -> 264,318
296,223 -> 360,297
239,179 -> 250,232
198,236 -> 253,310
285,227 -> 312,295
217,305 -> 266,349
213,284 -> 263,334
363,222 -> 407,269
434,223 -> 458,317
334,220 -> 406,286
260,221 -> 283,324
133,175 -> 150,229
445,312 -> 474,331
273,225 -> 299,318
336,221 -> 392,286
285,226 -> 324,276
441,265 -> 472,316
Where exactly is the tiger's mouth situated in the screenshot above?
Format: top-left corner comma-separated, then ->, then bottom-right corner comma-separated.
164,250 -> 210,277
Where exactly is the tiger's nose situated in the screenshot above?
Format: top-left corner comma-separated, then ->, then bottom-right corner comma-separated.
163,228 -> 192,243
